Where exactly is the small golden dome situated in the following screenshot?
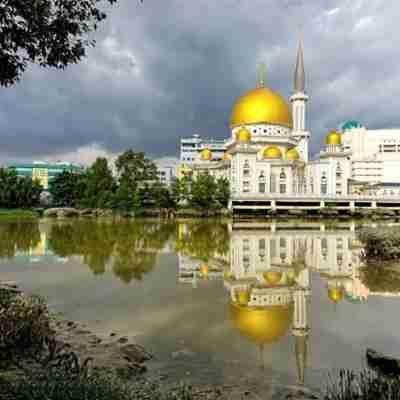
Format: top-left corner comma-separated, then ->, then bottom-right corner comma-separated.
235,127 -> 252,142
325,130 -> 342,145
262,146 -> 282,159
230,87 -> 292,128
224,270 -> 233,280
263,271 -> 283,285
200,263 -> 209,278
200,148 -> 212,161
230,303 -> 292,345
235,290 -> 250,306
286,148 -> 300,161
328,287 -> 344,303
223,152 -> 232,161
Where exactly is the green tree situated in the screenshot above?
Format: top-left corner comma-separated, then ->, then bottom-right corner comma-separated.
0,168 -> 41,208
151,181 -> 175,210
49,171 -> 86,207
190,173 -> 217,210
114,150 -> 157,211
0,0 -> 143,87
215,177 -> 230,207
82,158 -> 115,208
171,177 -> 190,206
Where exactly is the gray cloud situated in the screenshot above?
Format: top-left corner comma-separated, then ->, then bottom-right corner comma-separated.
1,0 -> 399,165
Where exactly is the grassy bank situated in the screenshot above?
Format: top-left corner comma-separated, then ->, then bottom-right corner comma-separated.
0,208 -> 40,220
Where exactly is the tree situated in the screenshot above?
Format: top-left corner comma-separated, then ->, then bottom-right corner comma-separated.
171,176 -> 190,206
215,177 -> 230,207
190,173 -> 217,210
0,0 -> 143,87
81,157 -> 115,208
151,181 -> 175,210
50,170 -> 85,207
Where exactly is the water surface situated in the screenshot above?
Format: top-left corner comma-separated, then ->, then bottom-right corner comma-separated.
1,218 -> 400,390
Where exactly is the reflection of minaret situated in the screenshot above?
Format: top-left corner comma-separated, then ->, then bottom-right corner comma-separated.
292,268 -> 310,385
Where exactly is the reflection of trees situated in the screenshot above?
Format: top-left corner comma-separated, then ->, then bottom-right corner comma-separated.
360,265 -> 400,293
174,221 -> 229,261
48,220 -> 175,283
0,222 -> 41,259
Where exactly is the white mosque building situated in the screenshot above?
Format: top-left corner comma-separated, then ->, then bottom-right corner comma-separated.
180,41 -> 400,212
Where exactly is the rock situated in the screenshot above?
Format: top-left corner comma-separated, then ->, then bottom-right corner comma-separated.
75,329 -> 92,335
110,332 -> 117,337
120,344 -> 152,363
118,337 -> 129,344
366,348 -> 400,376
43,208 -> 79,218
171,348 -> 196,359
79,208 -> 94,217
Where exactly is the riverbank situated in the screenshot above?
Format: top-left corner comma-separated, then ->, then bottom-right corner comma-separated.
0,209 -> 40,220
0,282 -> 320,400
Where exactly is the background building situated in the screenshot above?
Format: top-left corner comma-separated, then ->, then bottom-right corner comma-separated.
180,134 -> 227,163
9,161 -> 83,190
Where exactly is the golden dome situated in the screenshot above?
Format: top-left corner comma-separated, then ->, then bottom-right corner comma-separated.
286,148 -> 300,161
230,87 -> 292,128
235,289 -> 250,306
262,146 -> 282,159
235,127 -> 252,142
200,263 -> 209,278
200,148 -> 212,161
223,152 -> 232,161
263,271 -> 283,285
325,130 -> 342,145
328,287 -> 344,303
230,303 -> 292,345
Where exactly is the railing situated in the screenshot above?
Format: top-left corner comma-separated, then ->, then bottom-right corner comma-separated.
232,193 -> 400,201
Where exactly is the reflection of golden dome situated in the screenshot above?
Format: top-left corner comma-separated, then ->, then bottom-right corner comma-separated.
200,263 -> 209,278
230,303 -> 292,345
224,270 -> 233,279
325,130 -> 342,145
222,152 -> 232,161
235,127 -> 252,142
328,287 -> 344,303
235,290 -> 250,306
200,149 -> 212,161
230,88 -> 292,128
286,148 -> 300,161
263,271 -> 283,285
262,146 -> 282,159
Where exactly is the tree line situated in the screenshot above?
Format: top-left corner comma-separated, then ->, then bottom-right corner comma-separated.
50,150 -> 230,212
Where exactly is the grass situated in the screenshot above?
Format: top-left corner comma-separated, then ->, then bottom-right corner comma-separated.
0,209 -> 40,220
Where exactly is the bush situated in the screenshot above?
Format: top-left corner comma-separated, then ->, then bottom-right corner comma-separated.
358,227 -> 400,261
0,288 -> 54,368
325,369 -> 400,400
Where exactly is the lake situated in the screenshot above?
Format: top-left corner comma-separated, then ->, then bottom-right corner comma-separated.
1,218 -> 400,392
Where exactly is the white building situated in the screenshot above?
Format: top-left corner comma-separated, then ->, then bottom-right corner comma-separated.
180,134 -> 227,164
154,159 -> 179,187
181,41 -> 400,212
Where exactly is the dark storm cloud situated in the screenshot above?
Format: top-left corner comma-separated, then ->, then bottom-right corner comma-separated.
1,0 -> 399,164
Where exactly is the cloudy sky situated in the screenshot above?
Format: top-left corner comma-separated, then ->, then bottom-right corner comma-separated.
1,0 -> 399,166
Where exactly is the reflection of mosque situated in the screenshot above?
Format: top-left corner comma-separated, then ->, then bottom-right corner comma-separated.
177,222 -> 400,384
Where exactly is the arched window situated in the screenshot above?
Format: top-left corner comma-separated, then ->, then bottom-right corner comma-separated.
243,160 -> 250,178
321,172 -> 328,195
279,169 -> 286,194
258,171 -> 266,193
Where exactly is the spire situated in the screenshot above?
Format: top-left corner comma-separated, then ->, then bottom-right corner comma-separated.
294,39 -> 305,93
257,62 -> 266,88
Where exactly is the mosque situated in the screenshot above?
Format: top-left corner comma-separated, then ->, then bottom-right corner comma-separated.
181,41 -> 400,212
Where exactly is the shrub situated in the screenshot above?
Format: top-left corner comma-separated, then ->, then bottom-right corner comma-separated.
0,288 -> 54,368
325,369 -> 400,400
358,227 -> 400,261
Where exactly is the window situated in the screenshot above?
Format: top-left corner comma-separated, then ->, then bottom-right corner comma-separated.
243,160 -> 250,178
321,173 -> 328,195
258,171 -> 266,193
279,169 -> 286,194
243,181 -> 250,193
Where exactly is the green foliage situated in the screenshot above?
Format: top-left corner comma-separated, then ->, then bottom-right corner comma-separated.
360,265 -> 400,293
215,177 -> 230,207
358,227 -> 400,261
0,289 -> 54,369
0,168 -> 42,208
0,0 -> 146,87
151,181 -> 176,209
190,173 -> 217,210
50,171 -> 86,207
325,368 -> 400,400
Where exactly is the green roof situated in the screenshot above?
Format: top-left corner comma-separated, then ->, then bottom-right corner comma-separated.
342,120 -> 363,131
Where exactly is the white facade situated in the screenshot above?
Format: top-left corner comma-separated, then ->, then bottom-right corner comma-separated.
180,42 -> 400,209
180,134 -> 227,163
155,159 -> 179,186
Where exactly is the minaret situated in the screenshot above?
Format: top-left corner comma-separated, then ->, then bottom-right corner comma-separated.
290,40 -> 310,162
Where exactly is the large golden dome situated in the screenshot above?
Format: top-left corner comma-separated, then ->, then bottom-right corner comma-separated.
230,303 -> 292,345
325,130 -> 342,145
262,146 -> 282,159
230,87 -> 292,128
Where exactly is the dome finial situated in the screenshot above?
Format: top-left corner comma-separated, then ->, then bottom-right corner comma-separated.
257,62 -> 267,88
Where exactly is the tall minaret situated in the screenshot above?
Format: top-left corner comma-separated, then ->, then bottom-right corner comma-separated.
290,39 -> 310,162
